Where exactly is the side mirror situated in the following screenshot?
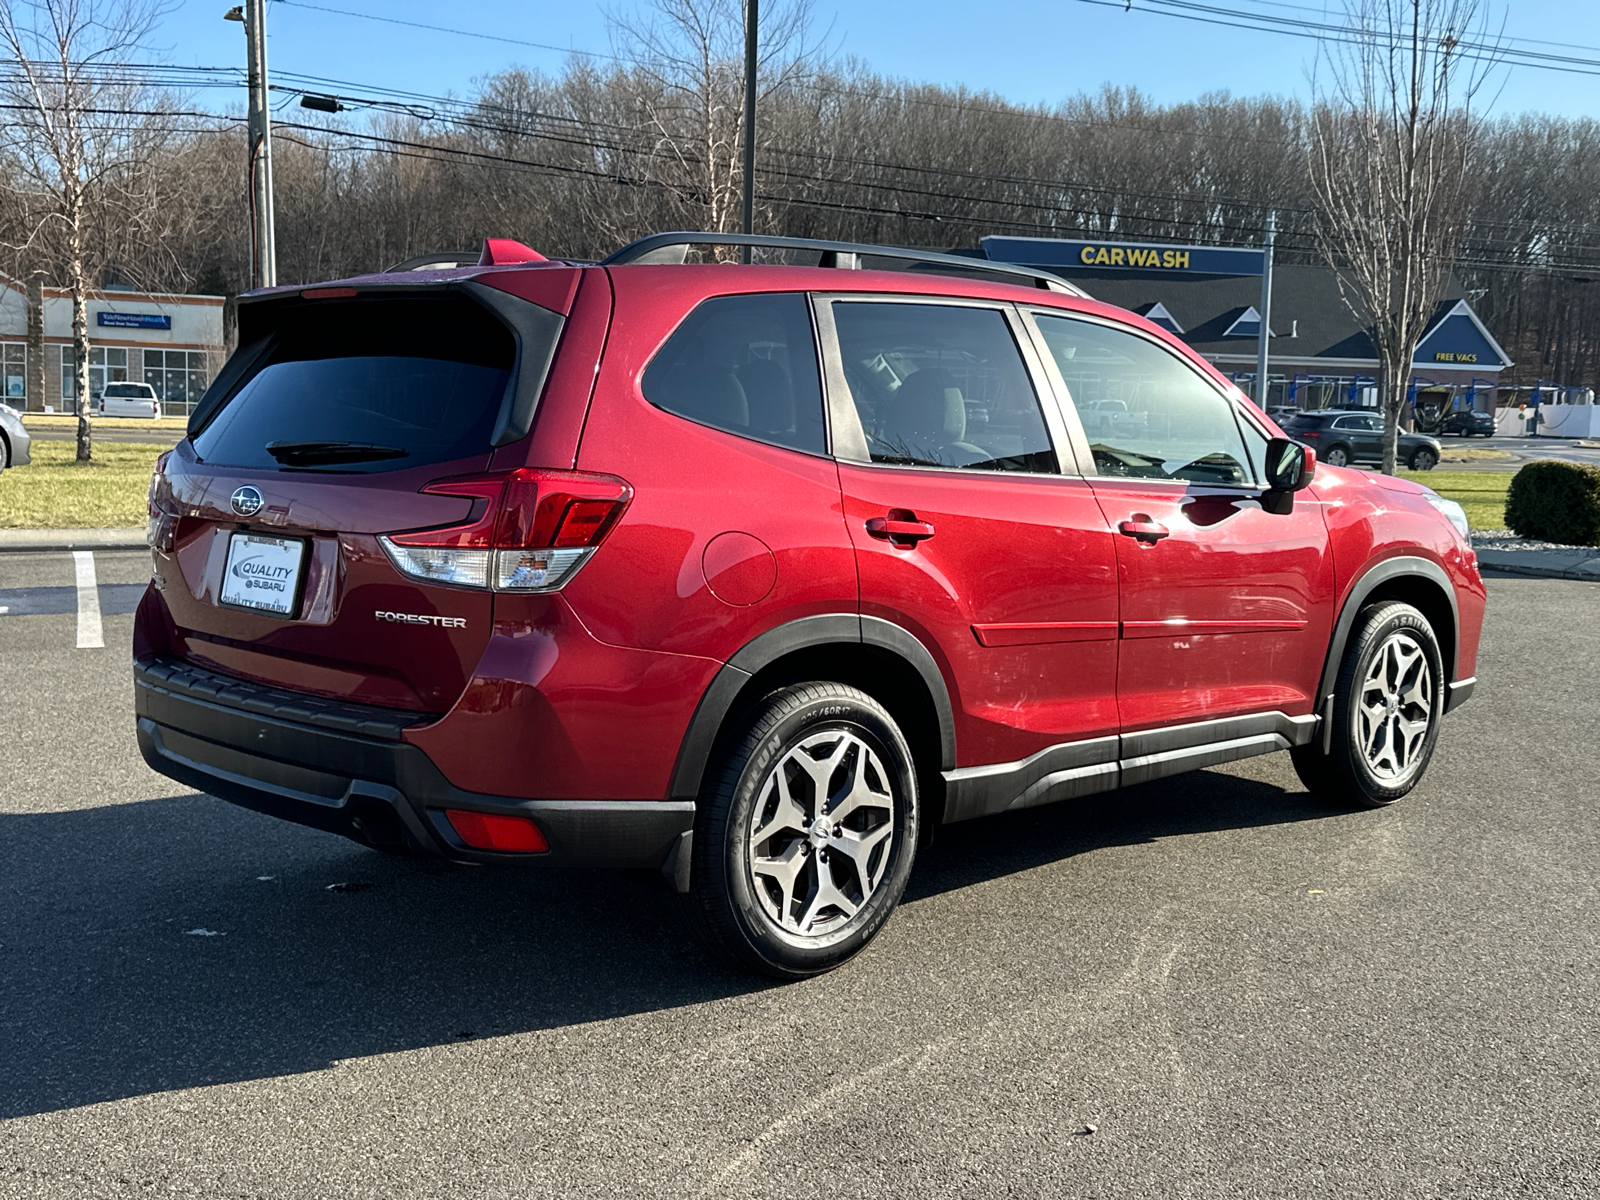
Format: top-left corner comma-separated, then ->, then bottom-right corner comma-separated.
1265,437 -> 1316,492
1261,437 -> 1315,514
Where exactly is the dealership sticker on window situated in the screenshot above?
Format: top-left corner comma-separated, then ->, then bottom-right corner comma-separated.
219,533 -> 306,617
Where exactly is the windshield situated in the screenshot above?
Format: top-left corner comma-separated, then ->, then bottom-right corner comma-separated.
193,294 -> 517,473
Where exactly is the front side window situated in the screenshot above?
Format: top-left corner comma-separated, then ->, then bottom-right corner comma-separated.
641,292 -> 827,454
830,302 -> 1057,474
1033,312 -> 1253,485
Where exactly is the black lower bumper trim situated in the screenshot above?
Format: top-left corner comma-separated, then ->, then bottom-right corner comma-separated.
135,666 -> 694,868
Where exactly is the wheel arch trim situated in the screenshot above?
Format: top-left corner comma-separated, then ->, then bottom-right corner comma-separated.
1316,555 -> 1461,743
667,614 -> 957,801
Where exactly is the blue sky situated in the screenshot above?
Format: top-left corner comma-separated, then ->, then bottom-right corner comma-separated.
157,0 -> 1600,120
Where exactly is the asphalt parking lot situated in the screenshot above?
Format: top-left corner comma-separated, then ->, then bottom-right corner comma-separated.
1,551 -> 1596,1198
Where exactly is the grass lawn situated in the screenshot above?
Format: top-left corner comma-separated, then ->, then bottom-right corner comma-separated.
1395,469 -> 1511,530
0,438 -> 166,528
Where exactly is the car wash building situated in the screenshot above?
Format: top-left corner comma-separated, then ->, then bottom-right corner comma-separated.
0,273 -> 227,416
980,235 -> 1512,425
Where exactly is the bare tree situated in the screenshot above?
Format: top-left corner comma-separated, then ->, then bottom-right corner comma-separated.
0,0 -> 178,460
606,0 -> 831,243
1309,0 -> 1503,474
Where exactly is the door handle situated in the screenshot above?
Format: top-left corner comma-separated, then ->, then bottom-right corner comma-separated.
866,515 -> 936,544
1118,516 -> 1170,545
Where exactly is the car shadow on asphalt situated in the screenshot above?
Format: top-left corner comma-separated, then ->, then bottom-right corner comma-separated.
0,769 -> 1334,1119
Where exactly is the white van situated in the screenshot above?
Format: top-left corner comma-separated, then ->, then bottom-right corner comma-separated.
98,382 -> 161,418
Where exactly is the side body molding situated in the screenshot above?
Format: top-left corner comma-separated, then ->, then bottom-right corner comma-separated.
942,711 -> 1320,824
667,614 -> 957,802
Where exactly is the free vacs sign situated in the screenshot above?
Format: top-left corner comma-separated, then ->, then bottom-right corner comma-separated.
97,312 -> 172,330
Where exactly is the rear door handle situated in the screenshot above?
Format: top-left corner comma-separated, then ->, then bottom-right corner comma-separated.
866,516 -> 936,544
1118,516 -> 1170,544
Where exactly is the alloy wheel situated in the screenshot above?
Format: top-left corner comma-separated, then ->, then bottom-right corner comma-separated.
1356,631 -> 1435,783
746,729 -> 896,938
1325,446 -> 1350,466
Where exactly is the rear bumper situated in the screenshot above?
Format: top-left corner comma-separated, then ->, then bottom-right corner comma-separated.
134,657 -> 694,867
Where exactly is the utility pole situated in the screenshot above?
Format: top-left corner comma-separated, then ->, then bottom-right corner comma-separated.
739,0 -> 758,264
1254,210 -> 1275,409
230,0 -> 276,288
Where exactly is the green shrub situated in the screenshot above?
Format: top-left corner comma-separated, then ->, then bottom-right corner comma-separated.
1504,460 -> 1600,545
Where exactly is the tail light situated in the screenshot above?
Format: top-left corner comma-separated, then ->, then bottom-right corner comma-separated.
147,450 -> 176,551
379,468 -> 632,592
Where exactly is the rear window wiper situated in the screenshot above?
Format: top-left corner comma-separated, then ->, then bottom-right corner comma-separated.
266,440 -> 410,466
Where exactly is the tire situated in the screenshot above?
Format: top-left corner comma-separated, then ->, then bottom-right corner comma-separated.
0,433 -> 9,476
1322,444 -> 1351,467
1409,447 -> 1439,471
680,682 -> 919,979
1291,602 -> 1444,809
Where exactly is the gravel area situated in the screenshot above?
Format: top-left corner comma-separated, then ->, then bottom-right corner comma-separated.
1470,529 -> 1600,557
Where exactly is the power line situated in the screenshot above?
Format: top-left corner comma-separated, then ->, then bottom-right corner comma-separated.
268,0 -> 622,63
1073,0 -> 1600,78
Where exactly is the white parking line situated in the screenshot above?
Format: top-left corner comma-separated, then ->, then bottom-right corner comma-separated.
73,550 -> 103,649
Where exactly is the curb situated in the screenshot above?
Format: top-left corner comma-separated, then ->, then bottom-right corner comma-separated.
0,527 -> 147,553
1475,551 -> 1600,582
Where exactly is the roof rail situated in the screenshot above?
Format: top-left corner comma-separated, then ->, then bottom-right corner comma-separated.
601,232 -> 1088,297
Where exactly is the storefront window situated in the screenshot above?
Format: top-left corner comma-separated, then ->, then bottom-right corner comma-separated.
60,346 -> 128,412
2,343 -> 24,405
144,349 -> 209,416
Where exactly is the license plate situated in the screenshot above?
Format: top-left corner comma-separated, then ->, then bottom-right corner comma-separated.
218,533 -> 307,617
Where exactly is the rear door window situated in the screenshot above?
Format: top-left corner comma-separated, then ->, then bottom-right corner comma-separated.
828,301 -> 1059,474
192,293 -> 523,472
641,292 -> 827,454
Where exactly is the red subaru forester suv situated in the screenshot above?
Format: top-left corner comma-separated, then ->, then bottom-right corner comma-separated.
136,232 -> 1484,978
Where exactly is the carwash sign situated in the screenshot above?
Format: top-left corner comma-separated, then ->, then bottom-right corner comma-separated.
981,235 -> 1266,277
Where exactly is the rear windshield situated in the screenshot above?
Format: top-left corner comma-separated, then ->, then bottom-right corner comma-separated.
193,294 -> 516,472
104,383 -> 152,398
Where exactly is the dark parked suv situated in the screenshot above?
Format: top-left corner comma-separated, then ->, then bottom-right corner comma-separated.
135,233 -> 1485,977
1437,409 -> 1496,437
1282,409 -> 1444,470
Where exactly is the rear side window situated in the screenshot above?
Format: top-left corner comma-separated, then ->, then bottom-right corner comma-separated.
641,293 -> 827,454
193,294 -> 519,472
831,302 -> 1058,474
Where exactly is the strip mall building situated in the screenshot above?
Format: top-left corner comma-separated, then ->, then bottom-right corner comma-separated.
981,236 -> 1512,421
0,274 -> 226,416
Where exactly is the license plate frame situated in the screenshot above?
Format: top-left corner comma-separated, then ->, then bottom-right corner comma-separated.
217,532 -> 309,619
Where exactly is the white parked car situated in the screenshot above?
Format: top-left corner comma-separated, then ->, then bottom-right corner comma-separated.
1079,398 -> 1149,437
98,382 -> 161,418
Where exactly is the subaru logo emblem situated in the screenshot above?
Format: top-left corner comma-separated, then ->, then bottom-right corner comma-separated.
230,485 -> 265,517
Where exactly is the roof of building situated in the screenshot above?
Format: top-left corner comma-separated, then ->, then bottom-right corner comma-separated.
981,254 -> 1512,371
